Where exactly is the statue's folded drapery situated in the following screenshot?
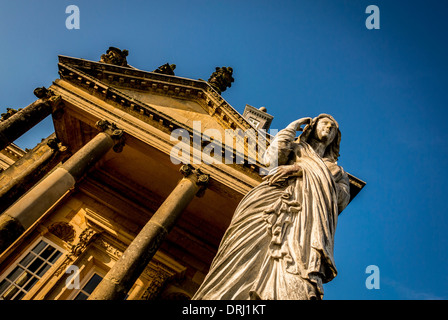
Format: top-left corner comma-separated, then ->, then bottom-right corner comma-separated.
193,116 -> 350,300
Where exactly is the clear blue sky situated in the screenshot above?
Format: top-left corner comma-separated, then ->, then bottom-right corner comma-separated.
1,0 -> 447,300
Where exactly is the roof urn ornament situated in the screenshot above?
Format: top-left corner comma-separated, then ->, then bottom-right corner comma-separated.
100,47 -> 129,67
208,66 -> 234,94
153,63 -> 176,76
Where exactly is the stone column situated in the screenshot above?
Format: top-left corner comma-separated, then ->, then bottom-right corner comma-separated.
0,134 -> 68,213
0,120 -> 124,253
88,164 -> 209,300
0,87 -> 61,150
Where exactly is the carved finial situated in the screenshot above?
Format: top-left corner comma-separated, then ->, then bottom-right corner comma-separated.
100,47 -> 129,67
208,66 -> 234,94
153,63 -> 176,76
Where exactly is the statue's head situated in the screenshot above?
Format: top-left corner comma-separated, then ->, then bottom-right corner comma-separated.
299,114 -> 341,163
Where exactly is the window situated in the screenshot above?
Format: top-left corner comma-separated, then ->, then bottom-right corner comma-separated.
248,117 -> 260,129
0,239 -> 63,300
73,273 -> 103,300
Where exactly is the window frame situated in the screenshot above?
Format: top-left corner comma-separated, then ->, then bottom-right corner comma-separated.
0,237 -> 64,300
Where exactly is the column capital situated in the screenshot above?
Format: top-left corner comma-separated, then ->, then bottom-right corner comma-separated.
95,119 -> 126,152
179,164 -> 209,197
34,86 -> 63,108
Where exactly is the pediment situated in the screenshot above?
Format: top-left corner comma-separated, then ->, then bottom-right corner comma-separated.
55,55 -> 268,169
118,88 -> 228,138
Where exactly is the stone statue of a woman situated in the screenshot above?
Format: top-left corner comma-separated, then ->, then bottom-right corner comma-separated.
193,114 -> 351,300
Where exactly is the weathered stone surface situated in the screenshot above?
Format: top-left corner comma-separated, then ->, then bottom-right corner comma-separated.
0,214 -> 25,253
193,114 -> 350,300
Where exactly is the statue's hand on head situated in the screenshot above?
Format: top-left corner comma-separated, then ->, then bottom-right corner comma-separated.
286,117 -> 312,132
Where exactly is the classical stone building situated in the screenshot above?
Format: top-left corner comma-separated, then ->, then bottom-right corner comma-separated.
0,48 -> 365,300
0,144 -> 26,172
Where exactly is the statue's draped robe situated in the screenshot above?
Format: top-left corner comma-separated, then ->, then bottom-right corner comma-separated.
193,126 -> 350,300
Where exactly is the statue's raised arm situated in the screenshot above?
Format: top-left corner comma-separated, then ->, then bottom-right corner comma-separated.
262,117 -> 312,168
